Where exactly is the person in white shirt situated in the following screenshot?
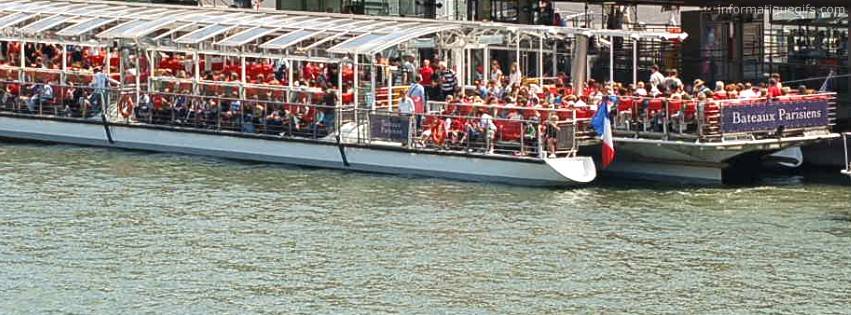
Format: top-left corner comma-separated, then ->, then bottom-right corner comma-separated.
479,111 -> 497,154
508,62 -> 522,88
738,83 -> 758,99
398,95 -> 414,115
648,65 -> 665,90
634,81 -> 648,96
663,69 -> 683,94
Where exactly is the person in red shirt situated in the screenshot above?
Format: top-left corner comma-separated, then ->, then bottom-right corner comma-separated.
767,79 -> 783,98
419,59 -> 433,86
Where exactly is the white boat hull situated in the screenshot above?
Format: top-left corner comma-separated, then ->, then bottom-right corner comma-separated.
0,115 -> 596,187
582,135 -> 839,184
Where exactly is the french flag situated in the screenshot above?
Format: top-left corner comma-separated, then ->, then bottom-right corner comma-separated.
591,96 -> 616,168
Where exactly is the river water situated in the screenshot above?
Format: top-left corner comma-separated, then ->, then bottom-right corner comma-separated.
1,143 -> 849,314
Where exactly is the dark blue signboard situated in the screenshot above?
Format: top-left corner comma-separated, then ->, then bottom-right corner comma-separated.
721,100 -> 830,133
369,113 -> 410,142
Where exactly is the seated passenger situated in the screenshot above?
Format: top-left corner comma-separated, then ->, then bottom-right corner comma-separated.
172,89 -> 190,123
26,80 -> 53,113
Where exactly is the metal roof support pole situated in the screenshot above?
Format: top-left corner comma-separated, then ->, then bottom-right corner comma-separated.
135,47 -> 141,109
538,34 -> 544,84
146,49 -> 154,97
552,39 -> 557,78
19,39 -> 25,83
61,44 -> 67,86
287,58 -> 293,90
387,67 -> 393,112
119,46 -> 126,93
337,60 -> 343,141
467,48 -> 474,86
193,52 -> 200,95
483,46 -> 489,84
353,55 -> 359,109
240,54 -> 246,100
608,36 -> 614,84
515,34 -> 520,74
632,38 -> 637,85
106,48 -> 111,77
370,63 -> 376,111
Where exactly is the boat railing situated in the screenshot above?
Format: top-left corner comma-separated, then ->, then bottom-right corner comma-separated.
1,79 -> 582,161
610,93 -> 837,143
350,108 -> 578,158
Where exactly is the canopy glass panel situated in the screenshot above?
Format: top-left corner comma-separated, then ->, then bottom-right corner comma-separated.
258,30 -> 321,50
19,14 -> 72,34
216,27 -> 276,46
175,24 -> 236,44
57,17 -> 114,37
97,20 -> 147,38
0,12 -> 34,30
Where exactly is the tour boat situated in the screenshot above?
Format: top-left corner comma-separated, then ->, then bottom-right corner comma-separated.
0,0 -> 615,187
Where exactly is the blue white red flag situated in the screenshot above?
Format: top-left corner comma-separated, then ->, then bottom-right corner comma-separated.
591,97 -> 616,168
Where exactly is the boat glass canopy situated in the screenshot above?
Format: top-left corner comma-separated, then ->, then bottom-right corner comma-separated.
0,0 -> 687,62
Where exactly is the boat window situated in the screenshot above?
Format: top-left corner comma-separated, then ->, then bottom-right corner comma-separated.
258,30 -> 320,50
216,27 -> 276,47
175,24 -> 236,44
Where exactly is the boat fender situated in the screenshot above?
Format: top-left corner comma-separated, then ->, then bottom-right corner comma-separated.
118,94 -> 134,118
431,121 -> 446,145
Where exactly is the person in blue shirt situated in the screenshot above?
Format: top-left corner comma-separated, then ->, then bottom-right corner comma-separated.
90,67 -> 119,115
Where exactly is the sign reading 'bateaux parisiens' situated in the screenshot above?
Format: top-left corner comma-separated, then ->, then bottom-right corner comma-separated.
369,113 -> 410,142
721,100 -> 830,133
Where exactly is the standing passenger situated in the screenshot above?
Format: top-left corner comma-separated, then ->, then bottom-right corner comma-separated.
91,67 -> 119,115
438,62 -> 457,101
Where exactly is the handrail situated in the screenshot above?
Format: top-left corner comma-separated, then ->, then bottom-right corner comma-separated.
0,82 -> 567,161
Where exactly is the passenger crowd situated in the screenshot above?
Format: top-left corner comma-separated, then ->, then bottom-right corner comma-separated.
0,40 -> 830,158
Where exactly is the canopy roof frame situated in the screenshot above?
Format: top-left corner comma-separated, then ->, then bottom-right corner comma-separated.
0,0 -> 688,63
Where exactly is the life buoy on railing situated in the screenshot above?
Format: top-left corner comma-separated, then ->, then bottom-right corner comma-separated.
118,94 -> 134,118
431,120 -> 446,146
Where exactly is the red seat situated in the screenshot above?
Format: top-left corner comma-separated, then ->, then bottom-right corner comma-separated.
342,93 -> 354,104
684,101 -> 697,120
648,98 -> 664,112
500,120 -> 523,141
575,108 -> 593,119
668,100 -> 683,115
617,97 -> 634,113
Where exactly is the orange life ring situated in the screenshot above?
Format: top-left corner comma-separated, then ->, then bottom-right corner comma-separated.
431,120 -> 446,145
119,94 -> 134,118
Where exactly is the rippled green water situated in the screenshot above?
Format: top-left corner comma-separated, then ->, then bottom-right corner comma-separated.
1,143 -> 850,314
